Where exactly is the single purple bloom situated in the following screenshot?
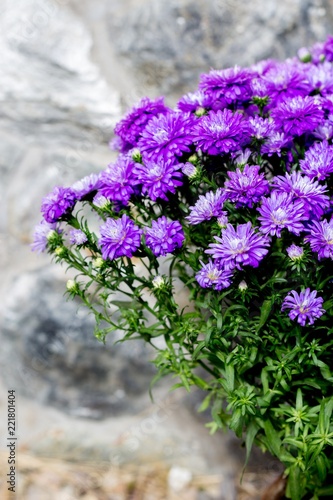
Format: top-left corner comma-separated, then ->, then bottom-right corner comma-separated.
177,91 -> 213,113
273,171 -> 329,219
300,140 -> 333,180
206,222 -> 270,270
224,164 -> 270,208
323,35 -> 333,62
41,186 -> 77,223
258,191 -> 306,237
99,155 -> 138,205
114,97 -> 170,153
305,218 -> 333,260
263,63 -> 310,106
313,116 -> 333,141
192,109 -> 249,156
145,217 -> 185,257
98,214 -> 142,261
286,244 -> 304,260
307,62 -> 333,96
182,162 -> 197,178
72,173 -> 102,200
138,111 -> 194,162
133,157 -> 183,201
247,116 -> 275,141
196,260 -> 233,291
260,131 -> 292,157
31,220 -> 61,253
69,229 -> 88,245
281,288 -> 325,326
271,96 -> 324,137
232,149 -> 252,166
186,189 -> 227,225
199,66 -> 254,104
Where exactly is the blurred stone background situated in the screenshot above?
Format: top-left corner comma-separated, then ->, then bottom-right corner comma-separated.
0,0 -> 333,498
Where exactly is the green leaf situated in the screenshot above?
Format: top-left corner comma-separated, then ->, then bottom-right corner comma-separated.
263,419 -> 282,458
288,466 -> 301,500
224,364 -> 235,392
241,421 -> 260,480
256,298 -> 273,332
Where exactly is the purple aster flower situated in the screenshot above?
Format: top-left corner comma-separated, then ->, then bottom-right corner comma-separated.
138,111 -> 194,162
192,109 -> 249,156
145,217 -> 185,257
98,214 -> 142,261
224,164 -> 270,208
281,288 -> 325,326
323,35 -> 333,62
260,132 -> 292,157
72,173 -> 102,200
273,171 -> 329,219
313,116 -> 333,141
186,189 -> 227,225
271,96 -> 324,137
305,218 -> 333,260
133,157 -> 183,201
286,244 -> 304,260
177,91 -> 213,113
232,149 -> 252,166
182,162 -> 197,178
69,229 -> 88,245
114,97 -> 170,153
99,155 -> 138,205
199,66 -> 254,104
196,260 -> 233,291
299,140 -> 333,180
31,220 -> 61,253
41,186 -> 77,223
307,62 -> 333,96
257,192 -> 305,237
247,116 -> 275,141
263,63 -> 309,106
206,222 -> 270,270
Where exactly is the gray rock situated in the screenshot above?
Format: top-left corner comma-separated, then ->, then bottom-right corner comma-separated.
0,267 -> 157,418
107,0 -> 333,100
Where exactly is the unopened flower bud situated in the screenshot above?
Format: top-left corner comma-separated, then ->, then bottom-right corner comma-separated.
66,279 -> 78,293
152,275 -> 165,289
286,244 -> 304,261
93,257 -> 104,268
132,148 -> 142,163
238,280 -> 248,292
55,246 -> 67,257
195,106 -> 206,117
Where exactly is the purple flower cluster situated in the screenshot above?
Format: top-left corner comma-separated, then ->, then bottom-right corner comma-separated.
36,35 -> 333,331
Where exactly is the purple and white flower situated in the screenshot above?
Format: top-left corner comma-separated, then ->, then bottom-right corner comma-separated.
281,288 -> 325,326
98,214 -> 142,260
196,260 -> 233,291
206,222 -> 270,270
145,217 -> 185,257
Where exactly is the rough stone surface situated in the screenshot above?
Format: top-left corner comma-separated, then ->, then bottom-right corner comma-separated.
106,0 -> 333,100
0,266 -> 158,419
